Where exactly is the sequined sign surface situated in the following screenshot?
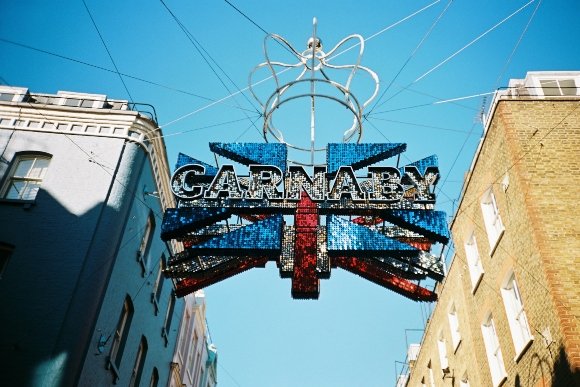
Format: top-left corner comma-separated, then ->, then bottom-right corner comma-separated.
161,142 -> 449,301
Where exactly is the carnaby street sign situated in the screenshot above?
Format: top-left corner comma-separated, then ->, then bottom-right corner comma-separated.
161,142 -> 448,301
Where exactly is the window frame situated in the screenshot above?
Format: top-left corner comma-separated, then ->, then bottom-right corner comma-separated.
481,314 -> 507,386
464,232 -> 484,292
162,291 -> 176,347
437,331 -> 449,372
109,296 -> 134,379
538,78 -> 577,96
447,302 -> 462,351
137,212 -> 155,276
151,254 -> 166,315
480,188 -> 505,254
0,243 -> 14,279
1,152 -> 52,202
501,272 -> 534,360
129,336 -> 148,387
149,367 -> 159,387
427,360 -> 435,387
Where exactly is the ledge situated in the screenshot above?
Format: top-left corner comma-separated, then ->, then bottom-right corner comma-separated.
514,336 -> 534,362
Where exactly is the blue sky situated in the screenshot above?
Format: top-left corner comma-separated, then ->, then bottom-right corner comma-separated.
1,1 -> 579,386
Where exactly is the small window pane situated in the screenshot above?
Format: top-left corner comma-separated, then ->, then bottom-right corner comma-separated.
0,244 -> 14,278
30,158 -> 50,178
2,155 -> 51,200
0,93 -> 15,101
540,80 -> 560,96
560,79 -> 576,96
64,98 -> 80,107
80,99 -> 94,108
13,159 -> 35,177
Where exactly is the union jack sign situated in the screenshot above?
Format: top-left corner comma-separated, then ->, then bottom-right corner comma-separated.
161,142 -> 449,301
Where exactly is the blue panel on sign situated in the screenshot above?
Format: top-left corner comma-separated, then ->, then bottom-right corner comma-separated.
175,153 -> 219,175
384,210 -> 450,244
400,154 -> 438,176
161,207 -> 230,241
210,143 -> 287,172
326,143 -> 407,176
326,215 -> 417,255
188,214 -> 283,254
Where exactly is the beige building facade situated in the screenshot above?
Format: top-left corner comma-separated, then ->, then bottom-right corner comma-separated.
403,72 -> 580,387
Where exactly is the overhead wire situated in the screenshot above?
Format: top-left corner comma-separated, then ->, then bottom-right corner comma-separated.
150,116 -> 261,141
370,0 -> 535,115
367,0 -> 454,115
0,37 -> 261,115
223,0 -> 269,36
159,0 -> 262,139
159,0 -> 442,128
492,0 -> 543,90
81,0 -> 133,103
368,117 -> 480,135
414,0 -> 536,83
160,0 -> 258,112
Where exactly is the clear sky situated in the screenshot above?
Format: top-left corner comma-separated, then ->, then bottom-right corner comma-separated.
1,1 -> 578,386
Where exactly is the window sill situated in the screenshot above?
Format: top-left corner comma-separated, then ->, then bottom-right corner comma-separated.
151,293 -> 160,316
136,251 -> 147,277
471,272 -> 484,294
514,336 -> 534,362
161,327 -> 169,347
488,229 -> 505,257
107,358 -> 120,384
495,374 -> 507,387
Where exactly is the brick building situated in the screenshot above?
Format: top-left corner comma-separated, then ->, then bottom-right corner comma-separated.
401,71 -> 579,386
169,290 -> 217,387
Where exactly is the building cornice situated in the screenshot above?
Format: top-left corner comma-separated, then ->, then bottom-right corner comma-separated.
0,101 -> 175,211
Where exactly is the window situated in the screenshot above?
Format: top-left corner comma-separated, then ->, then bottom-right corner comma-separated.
179,311 -> 192,361
193,352 -> 202,387
460,373 -> 470,387
481,314 -> 507,386
448,303 -> 461,350
162,291 -> 176,346
0,243 -> 14,279
129,336 -> 148,387
152,255 -> 166,311
464,232 -> 484,291
480,189 -> 505,252
501,273 -> 533,358
137,213 -> 155,275
2,154 -> 51,200
110,296 -> 134,374
189,331 -> 199,373
539,79 -> 577,96
437,332 -> 449,372
149,368 -> 159,387
0,92 -> 16,101
427,361 -> 435,387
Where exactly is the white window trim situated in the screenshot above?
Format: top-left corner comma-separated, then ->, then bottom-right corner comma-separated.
1,154 -> 51,201
480,188 -> 505,254
501,272 -> 534,361
447,303 -> 462,352
427,361 -> 436,387
459,372 -> 470,387
481,314 -> 507,387
437,331 -> 449,372
464,232 -> 484,293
